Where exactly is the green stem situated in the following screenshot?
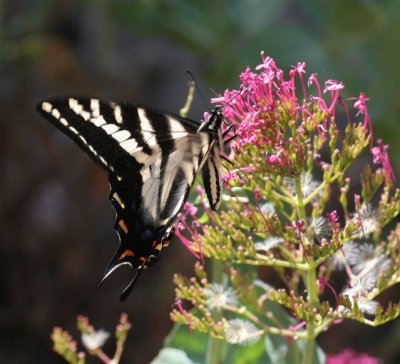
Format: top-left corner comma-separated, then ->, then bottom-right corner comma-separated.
302,171 -> 342,205
224,305 -> 308,339
304,259 -> 317,364
205,258 -> 226,364
295,176 -> 318,364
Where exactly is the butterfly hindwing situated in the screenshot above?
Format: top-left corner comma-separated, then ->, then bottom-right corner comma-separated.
37,95 -> 224,299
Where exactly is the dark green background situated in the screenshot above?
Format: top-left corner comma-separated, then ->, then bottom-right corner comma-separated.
1,1 -> 399,363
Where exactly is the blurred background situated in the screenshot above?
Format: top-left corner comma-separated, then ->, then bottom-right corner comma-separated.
1,0 -> 399,363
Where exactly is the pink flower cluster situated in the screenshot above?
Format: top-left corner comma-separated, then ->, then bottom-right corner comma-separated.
212,52 -> 348,149
212,51 -> 394,182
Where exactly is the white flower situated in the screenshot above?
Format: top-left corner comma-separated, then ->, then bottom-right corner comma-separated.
255,236 -> 283,252
81,329 -> 110,351
349,204 -> 379,236
342,272 -> 379,316
309,217 -> 332,242
344,242 -> 375,274
260,202 -> 275,215
203,284 -> 238,309
342,277 -> 380,316
358,300 -> 379,315
343,271 -> 377,298
330,241 -> 358,270
342,241 -> 390,277
225,319 -> 260,345
285,172 -> 320,200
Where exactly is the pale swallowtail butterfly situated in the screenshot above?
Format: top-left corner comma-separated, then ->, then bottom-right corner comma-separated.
37,96 -> 227,300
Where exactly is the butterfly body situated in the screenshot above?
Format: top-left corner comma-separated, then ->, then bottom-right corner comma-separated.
37,96 -> 224,299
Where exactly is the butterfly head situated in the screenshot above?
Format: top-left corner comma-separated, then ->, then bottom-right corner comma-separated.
198,107 -> 224,133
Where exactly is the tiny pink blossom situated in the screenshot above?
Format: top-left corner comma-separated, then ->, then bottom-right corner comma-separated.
222,170 -> 237,184
354,92 -> 373,145
254,187 -> 262,204
294,62 -> 306,74
324,80 -> 345,92
353,92 -> 369,114
308,73 -> 322,99
293,220 -> 305,234
307,73 -> 318,87
371,139 -> 395,184
328,211 -> 339,224
292,62 -> 307,99
239,66 -> 254,84
183,202 -> 198,216
322,80 -> 345,116
255,54 -> 274,71
267,154 -> 283,165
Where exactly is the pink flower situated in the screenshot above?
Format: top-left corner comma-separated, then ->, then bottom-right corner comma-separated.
371,139 -> 395,184
354,92 -> 373,145
326,349 -> 380,364
328,211 -> 339,224
255,52 -> 274,71
183,202 -> 198,217
308,73 -> 322,99
267,154 -> 283,165
292,62 -> 307,98
323,80 -> 345,116
293,220 -> 305,235
353,92 -> 369,115
324,79 -> 345,92
294,61 -> 306,75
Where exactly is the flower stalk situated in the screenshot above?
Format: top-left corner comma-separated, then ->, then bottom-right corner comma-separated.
205,258 -> 227,364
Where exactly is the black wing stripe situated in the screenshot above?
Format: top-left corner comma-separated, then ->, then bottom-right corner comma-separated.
38,99 -> 143,177
122,106 -> 153,155
67,98 -> 154,163
202,148 -> 222,211
142,108 -> 177,218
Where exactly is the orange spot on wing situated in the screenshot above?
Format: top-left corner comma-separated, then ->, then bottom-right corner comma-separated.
120,249 -> 135,259
153,243 -> 162,251
119,220 -> 128,234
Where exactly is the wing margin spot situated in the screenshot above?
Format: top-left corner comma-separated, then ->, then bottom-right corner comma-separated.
41,102 -> 52,113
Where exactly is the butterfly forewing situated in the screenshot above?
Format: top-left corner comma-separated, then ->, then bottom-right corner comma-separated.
37,95 -> 224,299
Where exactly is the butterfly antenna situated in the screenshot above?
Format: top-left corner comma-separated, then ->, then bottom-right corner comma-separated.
185,70 -> 211,112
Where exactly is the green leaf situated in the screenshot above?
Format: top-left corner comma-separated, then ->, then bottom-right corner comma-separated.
264,336 -> 326,364
227,339 -> 269,364
151,348 -> 196,364
264,335 -> 289,363
162,324 -> 208,363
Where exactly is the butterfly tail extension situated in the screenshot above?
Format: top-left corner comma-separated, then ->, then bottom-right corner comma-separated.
119,264 -> 145,301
